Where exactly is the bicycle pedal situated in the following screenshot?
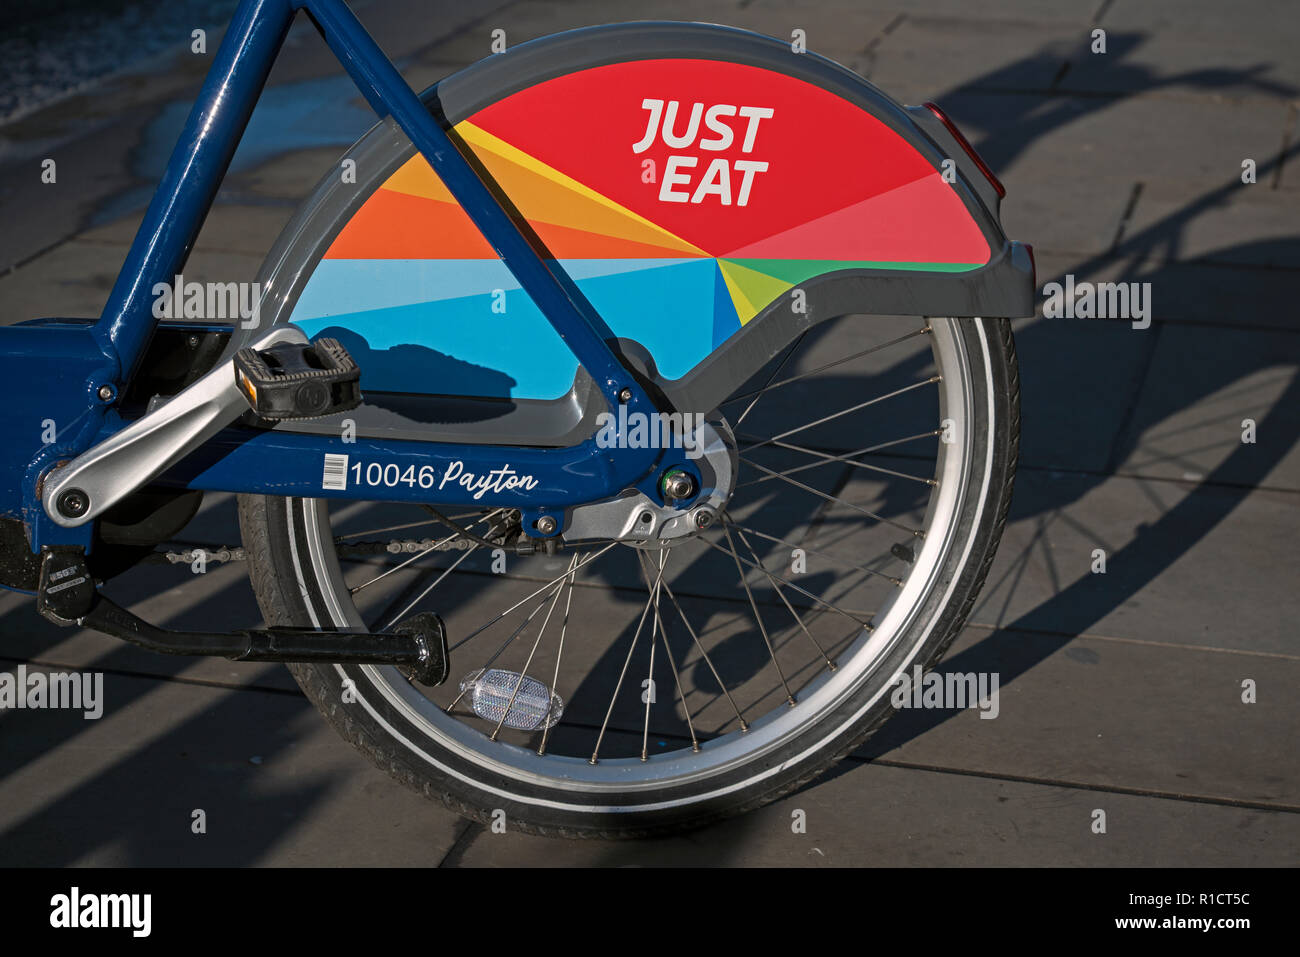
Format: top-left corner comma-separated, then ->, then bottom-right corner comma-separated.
234,336 -> 360,420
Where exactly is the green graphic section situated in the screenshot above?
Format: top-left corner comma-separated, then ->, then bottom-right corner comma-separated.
716,258 -> 982,324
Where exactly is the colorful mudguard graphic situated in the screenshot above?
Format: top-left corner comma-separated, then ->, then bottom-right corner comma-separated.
290,59 -> 992,400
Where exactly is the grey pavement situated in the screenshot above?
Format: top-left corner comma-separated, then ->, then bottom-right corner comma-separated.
0,0 -> 1296,866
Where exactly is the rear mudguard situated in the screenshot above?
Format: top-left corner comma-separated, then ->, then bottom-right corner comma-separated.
244,21 -> 1034,444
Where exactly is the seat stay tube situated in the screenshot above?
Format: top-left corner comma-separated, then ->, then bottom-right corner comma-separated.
299,0 -> 657,418
298,0 -> 668,504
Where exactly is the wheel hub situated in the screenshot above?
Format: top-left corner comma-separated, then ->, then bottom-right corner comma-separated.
561,415 -> 737,547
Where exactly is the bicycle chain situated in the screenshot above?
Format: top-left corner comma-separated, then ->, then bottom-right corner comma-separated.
144,546 -> 247,566
335,537 -> 478,556
145,537 -> 476,566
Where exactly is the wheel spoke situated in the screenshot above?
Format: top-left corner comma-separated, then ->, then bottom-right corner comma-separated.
722,325 -> 930,408
734,431 -> 941,487
447,578 -> 567,713
336,510 -> 489,541
640,549 -> 666,760
590,552 -> 669,764
374,542 -> 479,631
448,541 -> 618,653
727,518 -> 837,672
721,519 -> 903,586
742,435 -> 938,487
639,553 -> 702,754
696,534 -> 875,632
731,331 -> 807,428
489,553 -> 576,741
658,575 -> 748,732
537,552 -> 583,756
720,522 -> 796,706
738,455 -> 924,537
350,508 -> 502,595
739,376 -> 940,453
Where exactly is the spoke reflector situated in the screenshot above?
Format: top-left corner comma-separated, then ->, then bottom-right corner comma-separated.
460,669 -> 563,731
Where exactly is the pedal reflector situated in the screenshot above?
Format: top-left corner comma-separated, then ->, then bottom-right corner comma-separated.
459,668 -> 562,731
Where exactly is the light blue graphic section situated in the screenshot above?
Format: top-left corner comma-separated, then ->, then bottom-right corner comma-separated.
294,260 -> 525,317
291,258 -> 728,399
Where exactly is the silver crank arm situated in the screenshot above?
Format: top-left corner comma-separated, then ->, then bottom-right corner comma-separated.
42,326 -> 307,528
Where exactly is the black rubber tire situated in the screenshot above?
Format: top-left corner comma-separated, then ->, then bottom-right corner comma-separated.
237,317 -> 1019,839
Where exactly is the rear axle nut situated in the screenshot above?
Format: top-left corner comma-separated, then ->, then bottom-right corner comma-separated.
660,468 -> 697,502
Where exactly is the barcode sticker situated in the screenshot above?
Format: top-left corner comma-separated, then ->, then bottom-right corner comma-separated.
322,453 -> 349,490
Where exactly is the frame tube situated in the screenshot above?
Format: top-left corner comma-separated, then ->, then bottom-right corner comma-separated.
97,0 -> 297,380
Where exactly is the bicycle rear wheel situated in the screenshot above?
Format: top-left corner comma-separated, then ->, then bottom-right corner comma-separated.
240,312 -> 1018,836
238,23 -> 1020,837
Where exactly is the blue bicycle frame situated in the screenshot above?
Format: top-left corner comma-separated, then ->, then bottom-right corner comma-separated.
1,0 -> 672,553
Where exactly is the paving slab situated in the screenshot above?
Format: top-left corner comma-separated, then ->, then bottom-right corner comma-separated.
81,201 -> 295,266
0,0 -> 502,273
0,239 -> 126,323
744,0 -> 1101,23
1009,304 -> 1300,487
452,759 -> 1300,866
0,104 -> 162,273
0,239 -> 262,325
1112,322 -> 1300,490
1064,3 -> 1300,103
971,469 -> 1298,655
1011,314 -> 1155,473
1121,188 -> 1300,266
227,146 -> 365,203
855,621 -> 1298,807
936,90 -> 1290,208
686,1 -> 905,75
866,15 -> 1081,102
0,670 -> 465,866
923,91 -> 1294,262
1100,0 -> 1299,37
998,157 -> 1138,258
1032,250 -> 1297,330
414,0 -> 750,64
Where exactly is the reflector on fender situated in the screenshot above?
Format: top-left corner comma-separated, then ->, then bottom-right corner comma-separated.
923,101 -> 1005,199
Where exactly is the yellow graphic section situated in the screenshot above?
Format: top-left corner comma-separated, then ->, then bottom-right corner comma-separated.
382,122 -> 707,258
717,260 -> 796,324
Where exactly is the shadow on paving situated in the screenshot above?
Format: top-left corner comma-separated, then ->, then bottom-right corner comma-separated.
582,38 -> 1300,864
0,27 -> 1295,865
0,569 -> 340,865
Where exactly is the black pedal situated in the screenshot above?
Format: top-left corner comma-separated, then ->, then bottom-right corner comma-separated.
234,337 -> 361,420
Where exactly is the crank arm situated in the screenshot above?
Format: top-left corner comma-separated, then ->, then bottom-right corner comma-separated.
36,549 -> 449,685
41,325 -> 308,528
